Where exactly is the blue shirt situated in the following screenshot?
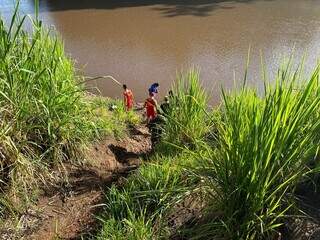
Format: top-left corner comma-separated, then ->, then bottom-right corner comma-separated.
148,83 -> 158,94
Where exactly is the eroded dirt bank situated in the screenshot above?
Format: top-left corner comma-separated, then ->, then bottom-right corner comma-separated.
0,124 -> 151,240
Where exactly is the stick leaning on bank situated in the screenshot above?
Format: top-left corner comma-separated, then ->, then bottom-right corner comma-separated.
82,75 -> 123,86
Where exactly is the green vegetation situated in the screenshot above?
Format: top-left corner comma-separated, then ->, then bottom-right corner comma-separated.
164,70 -> 209,142
97,72 -> 210,239
98,153 -> 198,239
98,64 -> 320,239
0,3 -> 139,218
82,96 -> 140,139
191,64 -> 320,239
157,69 -> 213,153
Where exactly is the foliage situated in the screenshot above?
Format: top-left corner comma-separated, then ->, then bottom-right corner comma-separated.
159,69 -> 212,153
98,62 -> 320,240
98,154 -> 197,239
191,63 -> 320,239
0,3 -> 139,216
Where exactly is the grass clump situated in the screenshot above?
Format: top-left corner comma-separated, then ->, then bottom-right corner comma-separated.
159,69 -> 212,152
98,153 -> 197,239
98,214 -> 154,240
189,63 -> 320,239
0,4 -> 84,192
80,96 -> 140,139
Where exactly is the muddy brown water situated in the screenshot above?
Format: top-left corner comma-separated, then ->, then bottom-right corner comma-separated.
1,0 -> 320,103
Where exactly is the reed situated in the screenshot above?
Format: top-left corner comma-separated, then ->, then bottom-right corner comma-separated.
159,69 -> 212,152
191,62 -> 320,239
96,61 -> 320,239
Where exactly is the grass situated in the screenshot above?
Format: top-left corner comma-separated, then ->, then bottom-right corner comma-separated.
95,70 -> 217,240
0,3 -> 81,201
2,2 -> 320,240
97,70 -> 211,239
185,62 -> 320,239
80,96 -> 140,139
158,69 -> 213,153
98,215 -> 154,240
97,62 -> 320,240
97,152 -> 199,239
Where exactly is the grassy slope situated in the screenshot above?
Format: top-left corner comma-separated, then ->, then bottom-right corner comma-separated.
97,65 -> 320,240
96,70 -> 211,239
0,4 -> 140,220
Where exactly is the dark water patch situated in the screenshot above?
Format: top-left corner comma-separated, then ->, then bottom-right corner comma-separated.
37,0 -> 273,17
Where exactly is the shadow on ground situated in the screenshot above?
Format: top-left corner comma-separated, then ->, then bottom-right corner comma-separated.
34,0 -> 275,17
287,179 -> 320,240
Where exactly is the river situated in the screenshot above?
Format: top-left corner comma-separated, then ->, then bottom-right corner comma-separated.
1,0 -> 320,103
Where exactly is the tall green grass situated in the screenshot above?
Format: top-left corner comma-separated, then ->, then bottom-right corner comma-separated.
98,154 -> 198,239
191,63 -> 320,239
0,3 -> 85,192
159,69 -> 212,152
96,62 -> 320,240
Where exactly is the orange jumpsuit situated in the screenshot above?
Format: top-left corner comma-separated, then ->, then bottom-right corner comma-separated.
144,97 -> 157,121
123,89 -> 134,111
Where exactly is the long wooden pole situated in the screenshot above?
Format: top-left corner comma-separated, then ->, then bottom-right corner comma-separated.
81,75 -> 123,86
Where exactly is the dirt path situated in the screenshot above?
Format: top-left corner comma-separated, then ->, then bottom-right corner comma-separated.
0,124 -> 151,240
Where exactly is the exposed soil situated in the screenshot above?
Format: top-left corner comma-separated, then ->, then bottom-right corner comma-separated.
282,179 -> 320,240
165,195 -> 205,240
0,124 -> 151,240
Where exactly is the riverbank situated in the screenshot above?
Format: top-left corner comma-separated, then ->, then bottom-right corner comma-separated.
94,69 -> 320,240
2,3 -> 320,240
1,94 -> 320,240
0,117 -> 151,239
0,6 -> 146,239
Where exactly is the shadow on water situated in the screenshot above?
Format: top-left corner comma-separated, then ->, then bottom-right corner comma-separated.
36,0 -> 275,17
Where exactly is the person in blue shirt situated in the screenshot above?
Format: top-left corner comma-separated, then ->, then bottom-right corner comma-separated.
148,83 -> 159,95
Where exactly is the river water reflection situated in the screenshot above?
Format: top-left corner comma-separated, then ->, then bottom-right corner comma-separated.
1,0 -> 320,103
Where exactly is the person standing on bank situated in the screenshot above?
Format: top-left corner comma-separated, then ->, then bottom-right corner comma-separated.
144,92 -> 158,123
148,83 -> 159,96
123,84 -> 134,111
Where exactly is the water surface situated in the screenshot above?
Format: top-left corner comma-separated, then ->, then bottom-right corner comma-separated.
1,0 -> 320,103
